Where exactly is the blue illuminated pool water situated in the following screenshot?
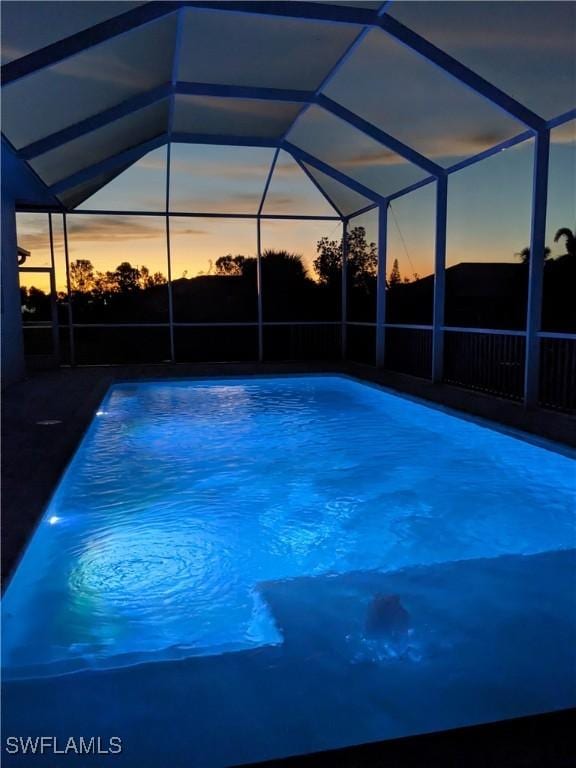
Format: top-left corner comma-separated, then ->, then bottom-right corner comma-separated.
2,376 -> 575,766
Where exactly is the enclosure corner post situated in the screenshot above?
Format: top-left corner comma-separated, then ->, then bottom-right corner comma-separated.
0,189 -> 25,385
375,203 -> 388,368
256,217 -> 264,362
432,174 -> 447,383
524,128 -> 550,409
341,218 -> 348,359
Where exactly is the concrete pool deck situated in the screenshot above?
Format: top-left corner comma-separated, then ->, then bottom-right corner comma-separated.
2,361 -> 575,588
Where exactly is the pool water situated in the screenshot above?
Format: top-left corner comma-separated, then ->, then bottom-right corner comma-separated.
2,376 -> 575,765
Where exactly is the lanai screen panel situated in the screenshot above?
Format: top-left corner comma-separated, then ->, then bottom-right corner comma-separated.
323,28 -> 524,166
1,14 -> 176,149
169,216 -> 259,364
262,151 -> 337,217
76,147 -> 168,212
30,101 -> 169,188
177,8 -> 362,89
390,1 -> 576,120
0,1 -> 147,64
543,120 -> 576,334
287,106 -> 428,197
347,207 -> 379,324
15,213 -> 53,272
169,144 -> 275,214
302,164 -> 374,217
173,96 -> 302,140
445,138 -> 535,331
57,164 -> 138,210
260,218 -> 343,322
386,184 -> 436,325
66,213 -> 169,323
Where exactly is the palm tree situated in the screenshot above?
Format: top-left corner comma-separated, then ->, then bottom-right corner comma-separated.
514,246 -> 551,264
553,227 -> 576,259
262,249 -> 308,281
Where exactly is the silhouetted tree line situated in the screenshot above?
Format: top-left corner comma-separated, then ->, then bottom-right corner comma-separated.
19,226 -> 377,325
20,225 -> 575,333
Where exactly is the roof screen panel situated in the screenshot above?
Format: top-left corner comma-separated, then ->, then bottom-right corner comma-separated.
1,14 -> 177,149
178,8 -> 362,90
446,138 -> 535,271
287,106 -> 428,197
1,2 -> 147,65
57,164 -> 135,210
30,100 -> 169,187
173,95 -> 303,139
324,28 -> 523,167
262,150 -> 337,216
389,1 -> 576,120
302,163 -> 373,217
169,144 -> 275,214
76,146 -> 168,212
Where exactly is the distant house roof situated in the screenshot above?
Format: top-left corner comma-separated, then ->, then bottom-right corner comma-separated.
445,262 -> 524,298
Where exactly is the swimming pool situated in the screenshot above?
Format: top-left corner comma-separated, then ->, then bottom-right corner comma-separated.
2,376 -> 575,765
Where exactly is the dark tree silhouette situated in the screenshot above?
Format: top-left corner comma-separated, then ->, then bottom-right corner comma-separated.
347,227 -> 377,289
139,266 -> 167,288
262,249 -> 308,281
554,227 -> 575,259
389,258 -> 402,286
70,259 -> 96,292
514,246 -> 551,264
110,262 -> 141,293
314,226 -> 377,288
313,236 -> 341,286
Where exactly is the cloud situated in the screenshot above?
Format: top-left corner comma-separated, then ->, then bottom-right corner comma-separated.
136,150 -> 168,171
263,196 -> 316,215
178,95 -> 298,120
66,216 -> 168,243
170,226 -> 209,236
170,156 -> 273,180
265,196 -> 296,207
415,131 -> 526,161
328,147 -> 407,169
273,158 -> 303,177
551,122 -> 575,145
305,128 -> 532,171
16,231 -> 49,251
170,190 -> 263,213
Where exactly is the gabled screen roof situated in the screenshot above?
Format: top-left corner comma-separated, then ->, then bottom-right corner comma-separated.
1,1 -> 573,214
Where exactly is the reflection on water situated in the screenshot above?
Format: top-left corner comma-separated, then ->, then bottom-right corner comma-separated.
2,377 -> 574,678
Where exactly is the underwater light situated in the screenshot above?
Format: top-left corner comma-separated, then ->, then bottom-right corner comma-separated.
48,516 -> 60,525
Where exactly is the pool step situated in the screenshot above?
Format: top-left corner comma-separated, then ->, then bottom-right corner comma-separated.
256,549 -> 576,670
